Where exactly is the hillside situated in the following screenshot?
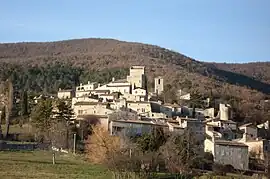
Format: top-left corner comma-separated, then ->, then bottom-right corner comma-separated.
0,38 -> 269,123
211,62 -> 270,85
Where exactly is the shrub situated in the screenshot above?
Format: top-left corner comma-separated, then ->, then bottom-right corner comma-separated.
17,133 -> 35,142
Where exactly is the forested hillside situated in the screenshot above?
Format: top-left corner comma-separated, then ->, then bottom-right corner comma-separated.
211,62 -> 270,84
0,38 -> 269,123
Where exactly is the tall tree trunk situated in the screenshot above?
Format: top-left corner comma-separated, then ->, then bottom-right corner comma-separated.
66,125 -> 69,149
5,106 -> 10,139
0,111 -> 2,139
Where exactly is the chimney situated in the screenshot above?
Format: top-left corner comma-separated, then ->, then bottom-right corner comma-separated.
88,81 -> 90,84
243,133 -> 248,142
98,83 -> 101,87
112,77 -> 115,82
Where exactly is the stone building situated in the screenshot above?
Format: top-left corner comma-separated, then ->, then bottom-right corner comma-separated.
154,76 -> 164,95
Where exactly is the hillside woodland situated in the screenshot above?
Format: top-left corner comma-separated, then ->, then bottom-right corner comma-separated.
0,38 -> 270,124
211,62 -> 270,85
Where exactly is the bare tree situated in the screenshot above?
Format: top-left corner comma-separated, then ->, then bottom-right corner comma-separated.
159,131 -> 199,176
86,124 -> 121,164
0,79 -> 13,139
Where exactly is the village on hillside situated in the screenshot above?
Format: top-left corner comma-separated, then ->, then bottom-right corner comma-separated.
56,65 -> 270,172
0,65 -> 270,178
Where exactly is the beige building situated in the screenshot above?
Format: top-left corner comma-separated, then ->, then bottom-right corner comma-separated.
126,101 -> 151,115
71,96 -> 99,108
122,93 -> 141,102
238,123 -> 270,160
148,112 -> 168,119
179,93 -> 191,100
127,66 -> 146,90
132,88 -> 147,101
167,121 -> 185,134
57,89 -> 73,99
204,108 -> 215,118
73,101 -> 114,118
219,103 -> 232,121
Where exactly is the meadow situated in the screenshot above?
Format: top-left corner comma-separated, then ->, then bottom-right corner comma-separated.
0,150 -> 111,179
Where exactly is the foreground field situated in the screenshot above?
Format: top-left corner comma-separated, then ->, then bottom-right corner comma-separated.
0,151 -> 111,179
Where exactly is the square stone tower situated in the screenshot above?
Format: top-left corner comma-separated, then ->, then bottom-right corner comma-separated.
154,77 -> 164,95
127,66 -> 146,89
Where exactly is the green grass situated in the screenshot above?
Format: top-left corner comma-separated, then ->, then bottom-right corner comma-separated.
0,150 -> 112,179
1,124 -> 33,134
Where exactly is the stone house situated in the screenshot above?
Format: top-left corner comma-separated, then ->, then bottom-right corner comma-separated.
109,119 -> 168,137
205,137 -> 249,170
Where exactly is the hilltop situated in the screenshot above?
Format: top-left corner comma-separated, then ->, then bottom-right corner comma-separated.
0,38 -> 269,122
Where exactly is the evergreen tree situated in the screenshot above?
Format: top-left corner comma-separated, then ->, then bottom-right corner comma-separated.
53,99 -> 74,149
20,90 -> 28,116
134,126 -> 167,153
30,99 -> 53,133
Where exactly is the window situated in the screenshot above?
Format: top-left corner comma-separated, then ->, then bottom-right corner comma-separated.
158,79 -> 160,84
78,110 -> 83,114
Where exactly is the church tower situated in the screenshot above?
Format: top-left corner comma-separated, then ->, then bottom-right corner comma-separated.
154,77 -> 164,95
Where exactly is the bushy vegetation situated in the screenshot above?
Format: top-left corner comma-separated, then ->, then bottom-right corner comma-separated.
86,125 -> 214,178
0,62 -> 128,94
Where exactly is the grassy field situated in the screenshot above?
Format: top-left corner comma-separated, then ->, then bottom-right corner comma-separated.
0,150 -> 111,179
1,124 -> 32,134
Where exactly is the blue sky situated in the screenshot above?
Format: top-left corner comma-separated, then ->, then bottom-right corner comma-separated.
0,0 -> 269,63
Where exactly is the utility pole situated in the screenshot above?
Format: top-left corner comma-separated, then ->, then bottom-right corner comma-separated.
52,153 -> 55,165
73,133 -> 76,155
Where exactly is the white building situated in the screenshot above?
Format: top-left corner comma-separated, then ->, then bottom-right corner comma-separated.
95,78 -> 131,95
76,81 -> 98,91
